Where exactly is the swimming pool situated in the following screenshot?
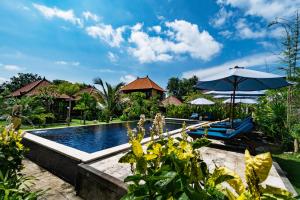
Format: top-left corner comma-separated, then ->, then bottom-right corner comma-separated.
29,121 -> 183,153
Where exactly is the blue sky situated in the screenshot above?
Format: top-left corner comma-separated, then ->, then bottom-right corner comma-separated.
0,0 -> 299,88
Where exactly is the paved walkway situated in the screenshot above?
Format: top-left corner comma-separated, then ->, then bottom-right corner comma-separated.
22,159 -> 82,200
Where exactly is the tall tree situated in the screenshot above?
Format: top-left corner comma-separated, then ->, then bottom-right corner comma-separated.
93,78 -> 124,123
57,82 -> 80,126
167,76 -> 198,100
1,73 -> 42,92
74,92 -> 96,125
269,11 -> 300,152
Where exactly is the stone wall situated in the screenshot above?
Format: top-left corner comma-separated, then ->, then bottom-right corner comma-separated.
76,164 -> 127,200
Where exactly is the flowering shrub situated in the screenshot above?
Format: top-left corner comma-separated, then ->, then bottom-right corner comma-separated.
0,125 -> 42,199
119,114 -> 227,199
119,114 -> 295,200
0,125 -> 26,177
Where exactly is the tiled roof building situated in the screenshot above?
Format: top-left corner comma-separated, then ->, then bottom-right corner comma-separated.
120,76 -> 165,98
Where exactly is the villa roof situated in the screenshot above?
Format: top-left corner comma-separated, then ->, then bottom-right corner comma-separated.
9,79 -> 72,100
161,96 -> 182,107
10,79 -> 50,97
74,86 -> 103,100
120,76 -> 165,92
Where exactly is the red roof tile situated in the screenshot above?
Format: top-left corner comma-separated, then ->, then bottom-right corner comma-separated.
120,76 -> 165,92
74,86 -> 102,100
161,96 -> 182,107
10,79 -> 50,97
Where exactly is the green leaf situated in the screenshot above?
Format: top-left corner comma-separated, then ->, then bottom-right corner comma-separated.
245,149 -> 272,184
260,185 -> 294,199
183,185 -> 209,199
207,167 -> 235,187
119,152 -> 136,164
120,193 -> 148,200
136,157 -> 147,174
191,138 -> 211,149
154,171 -> 177,188
124,175 -> 143,183
178,192 -> 190,200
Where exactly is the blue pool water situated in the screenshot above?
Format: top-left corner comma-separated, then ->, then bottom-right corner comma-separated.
29,121 -> 183,153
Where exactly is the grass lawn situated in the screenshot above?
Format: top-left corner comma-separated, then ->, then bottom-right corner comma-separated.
0,118 -> 125,131
273,153 -> 300,195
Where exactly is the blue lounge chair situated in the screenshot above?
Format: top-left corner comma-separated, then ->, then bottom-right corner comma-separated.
190,113 -> 199,120
210,116 -> 251,129
188,121 -> 254,140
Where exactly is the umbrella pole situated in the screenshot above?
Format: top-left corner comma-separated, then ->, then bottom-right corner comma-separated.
231,78 -> 237,128
229,94 -> 233,121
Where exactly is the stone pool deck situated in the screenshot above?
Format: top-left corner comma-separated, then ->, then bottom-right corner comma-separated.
22,159 -> 82,200
88,145 -> 297,196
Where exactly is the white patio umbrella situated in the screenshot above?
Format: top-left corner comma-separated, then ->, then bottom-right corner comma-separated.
213,95 -> 259,99
223,98 -> 258,104
204,90 -> 266,96
190,98 -> 215,105
196,66 -> 290,127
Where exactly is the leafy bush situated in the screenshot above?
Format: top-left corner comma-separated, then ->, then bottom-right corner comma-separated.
0,171 -> 42,200
222,150 -> 294,199
119,114 -> 228,199
0,125 -> 26,177
166,104 -> 192,119
121,92 -> 160,120
254,90 -> 290,144
119,114 -> 295,200
0,125 -> 42,199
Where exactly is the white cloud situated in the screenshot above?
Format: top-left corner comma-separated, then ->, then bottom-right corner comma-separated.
85,24 -> 126,47
219,0 -> 300,21
219,30 -> 233,38
257,41 -> 275,49
235,18 -> 285,39
33,3 -> 82,26
166,20 -> 222,60
55,60 -> 80,66
235,18 -> 267,39
182,52 -> 279,79
128,20 -> 222,63
22,6 -> 30,11
97,69 -> 116,73
0,77 -> 8,84
210,7 -> 233,28
107,52 -> 119,62
128,29 -> 174,63
149,25 -> 161,33
120,74 -> 137,83
157,15 -> 165,21
131,23 -> 143,31
82,11 -> 100,22
3,65 -> 24,72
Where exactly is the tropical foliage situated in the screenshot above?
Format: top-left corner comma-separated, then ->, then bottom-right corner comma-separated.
0,73 -> 42,93
223,150 -> 294,199
119,114 -> 295,200
119,114 -> 226,199
0,125 -> 42,199
74,92 -> 97,125
94,77 -> 124,123
121,92 -> 160,120
166,76 -> 198,100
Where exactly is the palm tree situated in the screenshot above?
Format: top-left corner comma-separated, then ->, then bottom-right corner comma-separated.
93,78 -> 124,123
74,92 -> 96,125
